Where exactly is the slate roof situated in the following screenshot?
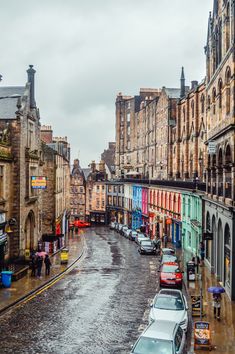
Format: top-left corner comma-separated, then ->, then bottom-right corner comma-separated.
164,88 -> 181,99
0,86 -> 25,119
82,168 -> 91,181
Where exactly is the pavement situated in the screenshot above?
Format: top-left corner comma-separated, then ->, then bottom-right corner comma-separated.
0,231 -> 85,313
179,248 -> 235,354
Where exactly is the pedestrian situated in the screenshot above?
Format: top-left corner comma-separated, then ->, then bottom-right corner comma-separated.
192,253 -> 200,273
44,254 -> 51,276
163,234 -> 168,248
31,254 -> 37,277
36,256 -> 43,277
199,241 -> 205,266
213,293 -> 221,320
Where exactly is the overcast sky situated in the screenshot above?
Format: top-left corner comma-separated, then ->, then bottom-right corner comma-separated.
0,0 -> 212,166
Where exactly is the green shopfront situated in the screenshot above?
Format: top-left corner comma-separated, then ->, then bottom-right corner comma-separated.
181,192 -> 203,260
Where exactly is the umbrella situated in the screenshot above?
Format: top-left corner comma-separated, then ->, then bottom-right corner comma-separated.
208,286 -> 225,294
36,251 -> 48,258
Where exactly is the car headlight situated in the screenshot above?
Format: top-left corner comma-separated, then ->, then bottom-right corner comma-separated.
179,319 -> 186,326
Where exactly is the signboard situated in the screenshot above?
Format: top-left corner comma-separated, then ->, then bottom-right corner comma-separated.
194,321 -> 211,349
208,141 -> 216,154
31,176 -> 47,189
191,295 -> 201,316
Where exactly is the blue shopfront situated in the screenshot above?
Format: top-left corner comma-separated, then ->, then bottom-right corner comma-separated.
132,185 -> 142,230
171,219 -> 182,248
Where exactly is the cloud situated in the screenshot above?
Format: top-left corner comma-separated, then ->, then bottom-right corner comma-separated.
0,0 -> 212,165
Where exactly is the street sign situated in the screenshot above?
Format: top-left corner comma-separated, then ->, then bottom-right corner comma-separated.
208,141 -> 216,154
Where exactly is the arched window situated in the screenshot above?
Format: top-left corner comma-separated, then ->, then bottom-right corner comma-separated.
218,148 -> 223,167
191,100 -> 195,118
212,88 -> 216,115
206,212 -> 211,232
200,94 -> 205,113
225,2 -> 231,52
225,67 -> 231,114
207,95 -> 211,111
218,79 -> 222,109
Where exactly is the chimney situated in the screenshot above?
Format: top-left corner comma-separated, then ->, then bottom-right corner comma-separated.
27,65 -> 36,108
90,160 -> 96,173
191,81 -> 198,90
73,159 -> 79,167
99,160 -> 105,172
180,67 -> 185,98
41,125 -> 53,144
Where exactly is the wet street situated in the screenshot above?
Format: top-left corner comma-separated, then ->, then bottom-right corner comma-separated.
0,227 -> 165,354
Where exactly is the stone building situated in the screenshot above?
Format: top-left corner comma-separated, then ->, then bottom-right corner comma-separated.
101,142 -> 115,177
41,126 -> 71,248
0,65 -> 43,260
70,159 -> 86,222
86,160 -> 107,224
203,0 -> 235,300
172,70 -> 207,180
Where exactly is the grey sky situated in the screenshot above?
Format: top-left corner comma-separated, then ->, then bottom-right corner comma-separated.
0,0 -> 212,166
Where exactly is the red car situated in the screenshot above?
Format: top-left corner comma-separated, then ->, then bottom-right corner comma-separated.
73,220 -> 90,228
159,262 -> 183,289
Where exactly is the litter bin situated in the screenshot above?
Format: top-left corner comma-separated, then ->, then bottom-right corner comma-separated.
1,271 -> 13,288
60,248 -> 69,264
187,261 -> 196,281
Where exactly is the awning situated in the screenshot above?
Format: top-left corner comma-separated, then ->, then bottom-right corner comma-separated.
0,233 -> 7,246
42,234 -> 64,242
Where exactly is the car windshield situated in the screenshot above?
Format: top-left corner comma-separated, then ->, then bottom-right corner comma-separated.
162,264 -> 179,273
154,296 -> 184,310
133,337 -> 173,354
162,255 -> 177,262
141,241 -> 152,246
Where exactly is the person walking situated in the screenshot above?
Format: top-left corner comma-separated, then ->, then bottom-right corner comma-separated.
36,256 -> 43,277
192,253 -> 200,273
199,241 -> 205,266
213,293 -> 221,320
31,254 -> 37,277
44,254 -> 52,276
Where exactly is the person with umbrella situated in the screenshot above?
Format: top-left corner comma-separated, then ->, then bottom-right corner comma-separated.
208,286 -> 225,320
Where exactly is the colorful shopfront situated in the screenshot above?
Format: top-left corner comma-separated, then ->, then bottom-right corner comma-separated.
132,185 -> 142,230
149,187 -> 182,245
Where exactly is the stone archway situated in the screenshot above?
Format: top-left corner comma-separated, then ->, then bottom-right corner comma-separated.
25,210 -> 35,251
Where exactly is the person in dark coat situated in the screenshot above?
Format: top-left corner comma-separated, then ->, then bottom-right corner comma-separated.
199,241 -> 205,265
44,254 -> 52,276
163,234 -> 168,248
36,256 -> 43,277
31,254 -> 37,277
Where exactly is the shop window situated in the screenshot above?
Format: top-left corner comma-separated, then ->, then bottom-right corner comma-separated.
224,223 -> 231,286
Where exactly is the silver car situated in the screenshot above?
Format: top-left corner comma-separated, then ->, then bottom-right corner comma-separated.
136,233 -> 149,245
130,319 -> 186,354
149,289 -> 188,331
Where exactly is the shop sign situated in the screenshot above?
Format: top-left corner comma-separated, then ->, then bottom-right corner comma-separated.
191,295 -> 201,316
208,141 -> 216,154
203,232 -> 213,240
31,176 -> 47,189
194,321 -> 211,349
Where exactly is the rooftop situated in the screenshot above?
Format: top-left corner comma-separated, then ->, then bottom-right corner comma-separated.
0,86 -> 25,119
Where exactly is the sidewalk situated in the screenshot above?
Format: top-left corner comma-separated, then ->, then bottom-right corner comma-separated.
0,232 -> 84,313
179,249 -> 235,354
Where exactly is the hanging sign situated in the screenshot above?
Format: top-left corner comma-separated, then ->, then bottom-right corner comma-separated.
31,176 -> 47,189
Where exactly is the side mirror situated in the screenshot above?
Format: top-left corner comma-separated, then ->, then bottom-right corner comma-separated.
150,302 -> 153,308
186,306 -> 189,310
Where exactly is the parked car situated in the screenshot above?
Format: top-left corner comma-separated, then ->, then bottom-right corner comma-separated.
117,223 -> 124,233
121,225 -> 129,236
124,229 -> 132,238
160,254 -> 178,265
129,230 -> 138,241
74,220 -> 90,228
149,289 -> 188,331
138,240 -> 156,255
161,247 -> 175,255
159,262 -> 183,289
109,222 -> 116,230
136,233 -> 149,245
130,319 -> 186,354
114,223 -> 120,231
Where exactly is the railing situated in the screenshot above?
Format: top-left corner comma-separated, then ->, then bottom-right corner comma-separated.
120,178 -> 206,192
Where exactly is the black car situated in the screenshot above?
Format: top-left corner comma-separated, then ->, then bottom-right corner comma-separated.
138,240 -> 156,255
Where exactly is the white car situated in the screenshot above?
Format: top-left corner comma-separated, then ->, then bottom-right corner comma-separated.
149,289 -> 188,331
136,233 -> 149,245
124,229 -> 132,238
130,319 -> 186,354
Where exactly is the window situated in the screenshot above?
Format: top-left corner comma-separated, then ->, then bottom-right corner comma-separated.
80,187 -> 83,193
127,112 -> 130,122
0,166 -> 3,197
108,195 -> 112,205
96,185 -> 100,191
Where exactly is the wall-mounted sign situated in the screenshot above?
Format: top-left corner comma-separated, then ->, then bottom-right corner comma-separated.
208,141 -> 216,154
31,176 -> 47,189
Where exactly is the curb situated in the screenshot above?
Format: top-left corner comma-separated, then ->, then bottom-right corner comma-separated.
0,239 -> 85,317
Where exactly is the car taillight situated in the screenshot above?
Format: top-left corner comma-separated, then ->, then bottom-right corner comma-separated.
176,273 -> 182,279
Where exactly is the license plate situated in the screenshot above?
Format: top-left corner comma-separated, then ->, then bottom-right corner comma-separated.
167,281 -> 175,284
